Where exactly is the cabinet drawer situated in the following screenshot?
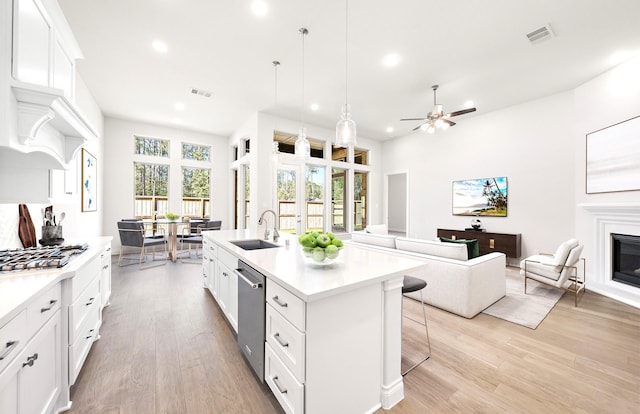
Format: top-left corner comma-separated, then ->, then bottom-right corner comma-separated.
69,277 -> 100,343
267,280 -> 305,331
70,254 -> 101,300
69,302 -> 100,385
203,238 -> 217,258
27,283 -> 61,339
0,310 -> 27,373
218,247 -> 237,271
266,304 -> 305,383
265,343 -> 304,414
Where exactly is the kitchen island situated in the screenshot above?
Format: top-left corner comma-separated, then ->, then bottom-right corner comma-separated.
203,230 -> 429,414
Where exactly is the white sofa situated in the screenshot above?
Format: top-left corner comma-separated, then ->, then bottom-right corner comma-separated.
349,231 -> 506,318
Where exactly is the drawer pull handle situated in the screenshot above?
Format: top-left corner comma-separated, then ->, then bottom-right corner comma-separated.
272,296 -> 288,307
22,353 -> 38,367
106,247 -> 111,252
223,272 -> 229,277
274,333 -> 289,348
103,265 -> 109,269
86,297 -> 95,306
0,341 -> 19,361
41,299 -> 58,313
272,376 -> 288,394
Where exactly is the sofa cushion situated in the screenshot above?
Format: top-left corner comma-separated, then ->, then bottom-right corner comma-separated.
351,231 -> 397,248
365,224 -> 388,235
439,237 -> 480,259
396,237 -> 468,260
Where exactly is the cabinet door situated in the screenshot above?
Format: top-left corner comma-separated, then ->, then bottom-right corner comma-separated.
101,244 -> 112,309
0,365 -> 18,414
217,263 -> 230,314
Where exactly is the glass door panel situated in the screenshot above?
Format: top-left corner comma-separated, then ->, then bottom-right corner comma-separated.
305,166 -> 325,232
354,171 -> 368,231
332,168 -> 347,233
277,166 -> 297,234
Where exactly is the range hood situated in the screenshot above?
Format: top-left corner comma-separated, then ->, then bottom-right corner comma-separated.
2,80 -> 98,170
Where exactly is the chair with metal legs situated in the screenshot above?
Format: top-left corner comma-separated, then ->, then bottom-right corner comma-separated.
401,275 -> 432,376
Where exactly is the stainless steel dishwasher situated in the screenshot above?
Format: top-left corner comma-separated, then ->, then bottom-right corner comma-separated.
236,260 -> 266,382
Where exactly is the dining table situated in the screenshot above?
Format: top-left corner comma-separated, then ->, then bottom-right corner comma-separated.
142,219 -> 203,262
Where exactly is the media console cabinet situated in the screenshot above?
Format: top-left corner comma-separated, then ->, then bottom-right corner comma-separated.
437,228 -> 521,259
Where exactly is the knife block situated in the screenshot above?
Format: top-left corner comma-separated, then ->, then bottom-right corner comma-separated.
41,226 -> 64,245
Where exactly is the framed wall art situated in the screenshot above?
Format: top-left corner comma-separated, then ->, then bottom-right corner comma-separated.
81,149 -> 97,212
586,115 -> 640,194
452,176 -> 508,216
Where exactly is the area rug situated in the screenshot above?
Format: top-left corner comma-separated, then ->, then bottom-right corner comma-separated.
482,271 -> 563,329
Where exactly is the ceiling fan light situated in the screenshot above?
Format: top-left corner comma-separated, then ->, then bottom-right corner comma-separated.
295,127 -> 310,159
336,104 -> 357,147
441,122 -> 450,131
426,125 -> 436,134
420,123 -> 429,131
435,118 -> 444,128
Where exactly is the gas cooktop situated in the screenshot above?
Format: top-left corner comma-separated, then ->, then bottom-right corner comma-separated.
0,244 -> 88,272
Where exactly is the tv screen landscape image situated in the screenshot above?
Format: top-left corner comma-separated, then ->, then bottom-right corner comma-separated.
452,177 -> 508,216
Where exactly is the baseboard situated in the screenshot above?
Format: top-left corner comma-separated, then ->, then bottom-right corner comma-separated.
380,376 -> 404,409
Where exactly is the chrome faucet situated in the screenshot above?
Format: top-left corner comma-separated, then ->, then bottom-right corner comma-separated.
258,209 -> 279,242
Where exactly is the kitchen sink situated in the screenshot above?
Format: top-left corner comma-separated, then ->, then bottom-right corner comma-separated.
229,239 -> 281,251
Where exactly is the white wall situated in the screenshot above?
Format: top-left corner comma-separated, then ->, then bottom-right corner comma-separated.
103,117 -> 229,253
382,91 -> 576,264
387,173 -> 407,233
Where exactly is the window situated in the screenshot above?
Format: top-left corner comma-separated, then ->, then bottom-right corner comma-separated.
332,168 -> 347,233
182,143 -> 210,161
134,136 -> 169,157
277,167 -> 297,233
274,131 -> 324,158
182,167 -> 210,218
244,164 -> 250,228
354,148 -> 368,165
332,145 -> 348,162
354,171 -> 368,230
134,162 -> 169,218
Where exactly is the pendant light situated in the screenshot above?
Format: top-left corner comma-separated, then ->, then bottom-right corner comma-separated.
272,60 -> 280,105
335,0 -> 357,148
295,28 -> 311,160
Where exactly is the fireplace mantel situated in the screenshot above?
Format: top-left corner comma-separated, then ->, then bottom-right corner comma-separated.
579,203 -> 640,308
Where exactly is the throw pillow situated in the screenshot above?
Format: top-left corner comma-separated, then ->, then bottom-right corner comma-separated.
439,237 -> 480,259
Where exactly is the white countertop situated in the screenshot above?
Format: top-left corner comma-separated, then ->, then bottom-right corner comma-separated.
0,237 -> 112,327
205,230 -> 428,302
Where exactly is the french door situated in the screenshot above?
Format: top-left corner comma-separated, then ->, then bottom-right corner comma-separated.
276,162 -> 326,235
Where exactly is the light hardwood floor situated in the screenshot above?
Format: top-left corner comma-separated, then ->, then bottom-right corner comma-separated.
68,261 -> 640,414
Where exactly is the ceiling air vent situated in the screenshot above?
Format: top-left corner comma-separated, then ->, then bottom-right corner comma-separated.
526,24 -> 555,44
191,88 -> 212,98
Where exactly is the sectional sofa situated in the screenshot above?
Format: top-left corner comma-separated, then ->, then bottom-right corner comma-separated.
348,231 -> 506,318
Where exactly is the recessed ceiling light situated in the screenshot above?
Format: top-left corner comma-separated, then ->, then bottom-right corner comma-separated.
251,0 -> 268,16
386,127 -> 393,133
310,103 -> 319,111
175,102 -> 185,111
382,53 -> 400,67
463,100 -> 474,109
152,40 -> 168,53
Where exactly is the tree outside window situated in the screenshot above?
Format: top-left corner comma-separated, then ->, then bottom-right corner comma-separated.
135,136 -> 169,157
182,143 -> 210,161
182,167 -> 210,218
134,162 -> 169,217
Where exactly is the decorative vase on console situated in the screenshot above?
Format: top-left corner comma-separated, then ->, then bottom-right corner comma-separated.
471,218 -> 482,230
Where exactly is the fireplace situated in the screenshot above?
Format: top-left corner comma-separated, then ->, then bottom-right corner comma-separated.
612,234 -> 640,288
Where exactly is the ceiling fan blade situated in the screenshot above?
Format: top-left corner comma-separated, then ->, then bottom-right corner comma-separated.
447,107 -> 477,117
442,119 -> 456,127
400,118 -> 428,121
412,123 -> 427,131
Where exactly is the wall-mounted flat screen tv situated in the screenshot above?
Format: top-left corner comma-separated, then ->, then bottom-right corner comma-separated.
452,177 -> 508,216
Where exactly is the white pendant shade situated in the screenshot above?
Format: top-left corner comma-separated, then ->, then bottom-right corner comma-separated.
336,104 -> 357,147
295,126 -> 310,159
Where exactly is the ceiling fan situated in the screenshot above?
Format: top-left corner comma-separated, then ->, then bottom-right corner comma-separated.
400,85 -> 476,133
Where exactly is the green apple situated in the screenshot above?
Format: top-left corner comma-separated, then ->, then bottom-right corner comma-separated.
300,234 -> 317,248
331,238 -> 343,248
302,246 -> 314,257
311,247 -> 326,262
325,244 -> 339,259
327,232 -> 335,240
315,234 -> 331,248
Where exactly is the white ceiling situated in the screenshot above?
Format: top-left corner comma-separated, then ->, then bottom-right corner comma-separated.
58,0 -> 640,140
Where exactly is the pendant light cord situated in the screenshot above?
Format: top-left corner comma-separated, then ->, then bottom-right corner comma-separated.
273,60 -> 280,105
345,0 -> 349,106
300,28 -> 307,126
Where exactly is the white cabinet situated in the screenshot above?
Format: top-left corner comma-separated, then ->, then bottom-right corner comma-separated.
217,248 -> 238,333
66,253 -> 101,385
100,243 -> 112,309
202,237 -> 217,297
0,288 -> 62,414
